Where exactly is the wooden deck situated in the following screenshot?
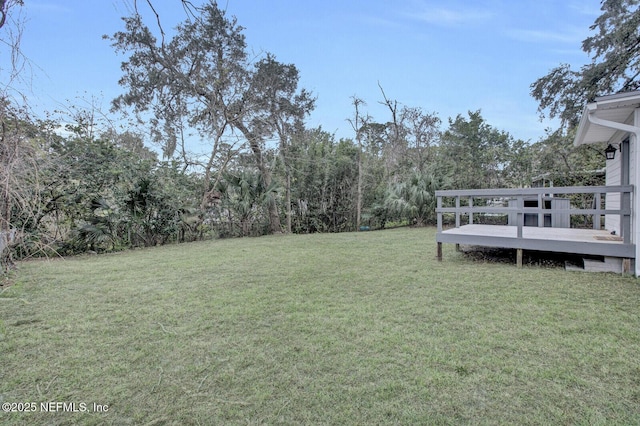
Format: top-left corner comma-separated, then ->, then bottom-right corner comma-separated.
437,224 -> 634,258
435,185 -> 636,266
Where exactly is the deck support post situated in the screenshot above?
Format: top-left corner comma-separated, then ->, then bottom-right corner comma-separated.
455,243 -> 461,252
622,258 -> 631,274
516,249 -> 523,268
437,242 -> 442,261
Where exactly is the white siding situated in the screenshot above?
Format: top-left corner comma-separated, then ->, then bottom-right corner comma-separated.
631,133 -> 637,243
605,112 -> 637,241
629,108 -> 640,268
605,136 -> 624,234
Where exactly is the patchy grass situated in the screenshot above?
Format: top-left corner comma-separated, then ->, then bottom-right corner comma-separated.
1,227 -> 639,425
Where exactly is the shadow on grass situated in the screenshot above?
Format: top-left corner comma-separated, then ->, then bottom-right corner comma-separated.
453,245 -> 591,269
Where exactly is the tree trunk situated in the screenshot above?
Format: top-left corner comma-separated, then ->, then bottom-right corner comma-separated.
356,150 -> 362,230
285,171 -> 292,233
234,122 -> 282,234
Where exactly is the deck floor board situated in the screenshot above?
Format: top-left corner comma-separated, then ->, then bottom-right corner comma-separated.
437,225 -> 634,258
440,225 -> 623,244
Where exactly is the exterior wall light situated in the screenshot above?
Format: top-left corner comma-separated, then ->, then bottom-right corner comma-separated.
604,143 -> 617,160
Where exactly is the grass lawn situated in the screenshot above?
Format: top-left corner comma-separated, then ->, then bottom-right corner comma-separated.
1,227 -> 639,425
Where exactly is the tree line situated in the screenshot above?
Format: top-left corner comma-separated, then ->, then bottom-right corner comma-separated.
0,100 -> 602,268
2,0 -> 638,272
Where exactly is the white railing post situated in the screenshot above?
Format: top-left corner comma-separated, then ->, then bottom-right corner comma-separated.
622,188 -> 631,244
437,195 -> 442,232
537,192 -> 544,227
594,192 -> 601,230
516,196 -> 524,239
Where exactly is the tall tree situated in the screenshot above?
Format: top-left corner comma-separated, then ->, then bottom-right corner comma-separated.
437,110 -> 513,190
531,0 -> 640,128
108,1 -> 310,235
378,84 -> 406,181
527,128 -> 605,187
108,1 -> 248,228
234,55 -> 315,233
376,86 -> 441,179
0,101 -> 38,270
283,128 -> 361,233
402,106 -> 440,173
1,0 -> 28,272
347,96 -> 369,230
0,0 -> 24,81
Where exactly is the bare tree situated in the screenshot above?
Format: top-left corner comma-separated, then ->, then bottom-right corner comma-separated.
0,0 -> 28,272
347,96 -> 370,230
401,106 -> 440,173
377,84 -> 441,178
378,83 -> 406,181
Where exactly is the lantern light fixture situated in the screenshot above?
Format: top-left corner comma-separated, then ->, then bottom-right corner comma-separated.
604,143 -> 617,160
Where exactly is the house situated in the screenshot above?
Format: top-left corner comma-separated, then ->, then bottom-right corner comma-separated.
436,91 -> 640,275
573,90 -> 640,275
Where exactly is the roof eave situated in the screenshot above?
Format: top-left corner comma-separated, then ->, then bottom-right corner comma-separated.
573,91 -> 640,147
573,103 -> 597,147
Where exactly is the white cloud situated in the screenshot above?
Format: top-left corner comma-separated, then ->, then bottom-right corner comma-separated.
24,2 -> 72,14
506,26 -> 588,45
568,1 -> 601,18
404,2 -> 494,26
359,15 -> 405,29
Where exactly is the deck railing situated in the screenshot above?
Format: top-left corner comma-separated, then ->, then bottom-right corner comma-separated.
436,185 -> 633,244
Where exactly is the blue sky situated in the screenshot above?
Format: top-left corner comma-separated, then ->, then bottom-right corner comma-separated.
10,0 -> 599,146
